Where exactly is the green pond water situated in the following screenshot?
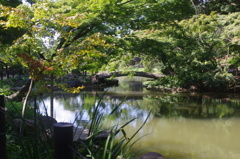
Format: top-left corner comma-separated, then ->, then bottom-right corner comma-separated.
37,77 -> 240,159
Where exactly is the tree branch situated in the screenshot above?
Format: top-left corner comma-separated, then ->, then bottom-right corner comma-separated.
52,23 -> 96,59
118,0 -> 135,5
63,23 -> 97,48
56,37 -> 66,50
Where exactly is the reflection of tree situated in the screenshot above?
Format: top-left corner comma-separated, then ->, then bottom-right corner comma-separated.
138,93 -> 240,119
116,77 -> 144,92
55,93 -> 83,110
37,91 -> 240,121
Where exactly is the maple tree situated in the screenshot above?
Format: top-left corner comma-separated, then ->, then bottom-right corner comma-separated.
1,0 -> 165,116
0,1 -> 26,79
1,0 -> 116,116
2,0 -> 239,115
2,1 -> 194,91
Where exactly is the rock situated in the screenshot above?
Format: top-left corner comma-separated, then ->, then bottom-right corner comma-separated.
104,79 -> 119,86
137,152 -> 166,159
66,80 -> 83,87
94,130 -> 110,143
39,115 -> 57,130
73,127 -> 89,141
73,129 -> 110,142
13,116 -> 57,137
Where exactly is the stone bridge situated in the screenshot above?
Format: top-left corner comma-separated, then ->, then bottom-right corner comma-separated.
96,71 -> 165,79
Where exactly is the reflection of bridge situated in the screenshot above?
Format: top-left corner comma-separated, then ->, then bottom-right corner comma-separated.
97,71 -> 165,79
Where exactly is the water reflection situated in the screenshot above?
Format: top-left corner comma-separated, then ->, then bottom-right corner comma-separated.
138,93 -> 240,119
37,92 -> 151,124
36,77 -> 240,159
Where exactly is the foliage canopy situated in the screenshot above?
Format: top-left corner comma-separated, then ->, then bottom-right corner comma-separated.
1,0 -> 239,91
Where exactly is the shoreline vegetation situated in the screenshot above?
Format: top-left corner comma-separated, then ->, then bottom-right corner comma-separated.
1,71 -> 239,104
4,92 -> 154,159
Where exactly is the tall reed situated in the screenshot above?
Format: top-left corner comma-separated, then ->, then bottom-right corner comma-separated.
72,92 -> 150,159
5,92 -> 149,159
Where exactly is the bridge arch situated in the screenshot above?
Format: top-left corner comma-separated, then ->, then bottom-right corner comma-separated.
96,71 -> 165,80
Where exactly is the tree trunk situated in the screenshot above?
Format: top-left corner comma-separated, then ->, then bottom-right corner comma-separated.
9,79 -> 33,102
5,65 -> 9,79
160,52 -> 176,75
0,63 -> 3,80
11,67 -> 15,78
22,79 -> 33,118
50,74 -> 54,118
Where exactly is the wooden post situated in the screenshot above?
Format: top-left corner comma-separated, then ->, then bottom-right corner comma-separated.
0,95 -> 7,159
50,73 -> 54,118
53,122 -> 73,159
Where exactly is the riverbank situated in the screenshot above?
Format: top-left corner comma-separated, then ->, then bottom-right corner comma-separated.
144,76 -> 240,93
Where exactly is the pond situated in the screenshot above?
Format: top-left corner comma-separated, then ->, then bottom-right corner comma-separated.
37,77 -> 240,159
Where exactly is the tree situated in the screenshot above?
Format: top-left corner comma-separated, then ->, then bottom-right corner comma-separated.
3,1 -> 195,89
0,1 -> 27,80
192,0 -> 240,14
101,0 -> 195,73
134,12 -> 240,90
2,0 -> 180,116
3,1 -> 117,117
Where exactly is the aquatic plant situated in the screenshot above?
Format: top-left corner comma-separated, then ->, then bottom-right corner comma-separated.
72,94 -> 150,159
5,93 -> 149,159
